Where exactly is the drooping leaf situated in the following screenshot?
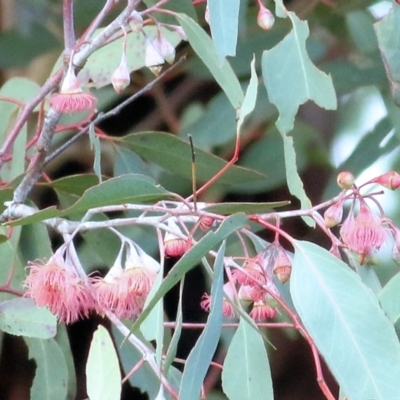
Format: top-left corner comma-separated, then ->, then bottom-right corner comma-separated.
203,201 -> 289,215
176,14 -> 244,109
0,298 -> 57,338
9,174 -> 173,226
89,123 -> 102,182
118,132 -> 266,186
379,272 -> 400,337
24,337 -> 68,400
237,56 -> 258,134
262,3 -> 337,134
291,240 -> 400,400
222,318 -> 273,400
208,0 -> 240,59
374,3 -> 400,106
86,325 -> 121,400
133,213 -> 248,330
280,131 -> 314,226
179,242 -> 225,400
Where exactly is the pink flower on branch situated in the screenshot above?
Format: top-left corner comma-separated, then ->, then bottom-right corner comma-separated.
24,251 -> 94,324
340,203 -> 387,264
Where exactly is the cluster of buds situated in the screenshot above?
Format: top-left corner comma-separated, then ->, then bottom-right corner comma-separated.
24,240 -> 160,323
324,171 -> 400,265
201,243 -> 292,321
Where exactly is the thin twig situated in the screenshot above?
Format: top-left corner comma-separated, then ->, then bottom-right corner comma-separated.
63,0 -> 76,56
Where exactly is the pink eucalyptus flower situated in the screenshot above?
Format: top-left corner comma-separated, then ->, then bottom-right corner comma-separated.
250,300 -> 277,321
340,203 -> 387,264
233,256 -> 265,286
50,59 -> 97,114
24,252 -> 93,324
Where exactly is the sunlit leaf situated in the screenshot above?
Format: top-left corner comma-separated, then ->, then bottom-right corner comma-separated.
222,318 -> 273,400
291,240 -> 400,400
86,325 -> 121,400
379,272 -> 400,337
208,0 -> 240,59
25,337 -> 68,400
179,242 -> 225,399
0,298 -> 56,338
177,14 -> 244,109
119,132 -> 266,186
262,3 -> 336,134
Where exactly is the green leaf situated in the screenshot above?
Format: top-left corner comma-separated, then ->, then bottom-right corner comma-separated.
346,10 -> 378,54
237,56 -> 258,134
19,219 -> 53,262
179,242 -> 225,399
9,174 -> 172,226
176,14 -> 244,109
208,0 -> 240,59
221,318 -> 273,400
119,132 -> 266,186
0,227 -> 26,302
374,3 -> 400,106
203,201 -> 289,215
291,240 -> 400,400
379,272 -> 400,330
133,213 -> 248,330
113,146 -> 153,178
142,0 -> 197,22
86,325 -> 121,400
262,8 -> 336,134
89,123 -> 102,182
280,131 -> 314,226
0,298 -> 57,338
24,337 -> 68,400
43,174 -> 100,196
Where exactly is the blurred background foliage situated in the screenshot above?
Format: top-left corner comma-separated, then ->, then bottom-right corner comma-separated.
1,0 -> 400,399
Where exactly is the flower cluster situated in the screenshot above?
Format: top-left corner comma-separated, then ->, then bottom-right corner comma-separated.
324,171 -> 400,265
24,240 -> 160,324
201,243 -> 292,322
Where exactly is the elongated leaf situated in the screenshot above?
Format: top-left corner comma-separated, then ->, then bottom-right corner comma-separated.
114,146 -> 153,178
119,132 -> 266,186
25,337 -> 68,400
0,298 -> 56,338
9,174 -> 172,226
262,3 -> 336,134
237,56 -> 258,134
222,318 -> 273,400
43,174 -> 100,196
86,325 -> 121,400
177,14 -> 243,109
280,131 -> 314,226
133,213 -> 248,330
203,201 -> 289,214
379,272 -> 400,336
374,3 -> 400,106
179,242 -> 225,399
208,0 -> 240,59
291,240 -> 400,400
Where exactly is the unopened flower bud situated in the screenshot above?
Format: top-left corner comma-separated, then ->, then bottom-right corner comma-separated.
153,29 -> 175,64
371,171 -> 400,190
273,248 -> 292,283
164,219 -> 188,257
324,200 -> 344,228
257,5 -> 275,31
337,171 -> 355,189
199,216 -> 214,231
129,10 -> 143,33
111,53 -> 130,93
145,37 -> 164,76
